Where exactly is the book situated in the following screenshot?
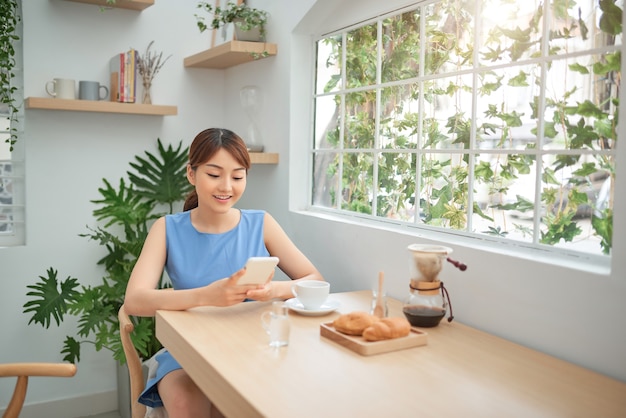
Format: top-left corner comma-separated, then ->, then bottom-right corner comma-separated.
128,48 -> 136,102
109,49 -> 137,103
109,53 -> 121,102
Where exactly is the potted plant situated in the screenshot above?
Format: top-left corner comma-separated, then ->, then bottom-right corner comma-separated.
196,1 -> 269,42
23,138 -> 191,363
22,139 -> 192,414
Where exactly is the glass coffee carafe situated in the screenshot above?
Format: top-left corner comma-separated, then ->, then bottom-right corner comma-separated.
402,244 -> 456,328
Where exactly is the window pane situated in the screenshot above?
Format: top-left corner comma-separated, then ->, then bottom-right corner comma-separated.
346,23 -> 377,89
345,90 -> 375,149
316,36 -> 342,94
379,84 -> 419,150
314,95 -> 340,149
312,152 -> 340,208
381,10 -> 421,82
476,64 -> 539,151
539,154 -> 612,253
424,1 -> 474,75
419,153 -> 469,229
422,74 -> 473,149
0,152 -> 14,235
543,54 -> 618,152
377,152 -> 416,221
473,152 -> 537,242
549,0 -> 622,55
478,0 -> 543,65
0,130 -> 24,242
341,152 -> 374,213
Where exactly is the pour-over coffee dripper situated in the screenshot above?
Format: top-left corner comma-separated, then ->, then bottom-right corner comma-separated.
402,244 -> 454,327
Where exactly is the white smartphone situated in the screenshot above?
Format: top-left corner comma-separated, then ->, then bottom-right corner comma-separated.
237,256 -> 280,285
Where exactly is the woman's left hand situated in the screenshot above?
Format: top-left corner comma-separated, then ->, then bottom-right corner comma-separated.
245,281 -> 276,301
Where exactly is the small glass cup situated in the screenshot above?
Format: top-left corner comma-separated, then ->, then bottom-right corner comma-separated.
370,290 -> 388,317
261,301 -> 290,347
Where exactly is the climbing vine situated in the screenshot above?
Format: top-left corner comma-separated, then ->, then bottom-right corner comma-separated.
0,0 -> 21,151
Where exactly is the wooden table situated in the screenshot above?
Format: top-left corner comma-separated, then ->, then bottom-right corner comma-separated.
156,291 -> 626,417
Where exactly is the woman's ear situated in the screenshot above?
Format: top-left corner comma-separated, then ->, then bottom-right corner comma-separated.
186,164 -> 195,185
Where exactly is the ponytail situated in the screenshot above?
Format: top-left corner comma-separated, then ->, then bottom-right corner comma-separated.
183,190 -> 198,211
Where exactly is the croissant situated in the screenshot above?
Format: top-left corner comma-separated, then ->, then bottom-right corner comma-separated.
332,311 -> 380,336
362,317 -> 411,341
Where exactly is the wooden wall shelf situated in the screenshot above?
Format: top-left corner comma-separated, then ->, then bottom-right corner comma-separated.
63,0 -> 154,11
25,98 -> 276,163
249,153 -> 278,165
25,97 -> 177,116
184,41 -> 278,69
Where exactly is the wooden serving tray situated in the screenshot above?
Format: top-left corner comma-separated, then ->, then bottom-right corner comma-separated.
320,322 -> 428,356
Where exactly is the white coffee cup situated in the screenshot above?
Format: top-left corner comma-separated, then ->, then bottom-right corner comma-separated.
291,280 -> 330,310
45,78 -> 76,100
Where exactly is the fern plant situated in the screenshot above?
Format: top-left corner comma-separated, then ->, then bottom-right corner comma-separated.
23,139 -> 192,364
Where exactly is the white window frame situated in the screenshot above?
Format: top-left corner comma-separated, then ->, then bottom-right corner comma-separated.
293,0 -> 621,273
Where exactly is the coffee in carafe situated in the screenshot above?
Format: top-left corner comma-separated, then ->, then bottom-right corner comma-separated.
402,244 -> 464,327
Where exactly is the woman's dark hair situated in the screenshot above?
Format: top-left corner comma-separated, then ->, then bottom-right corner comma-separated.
184,128 -> 251,211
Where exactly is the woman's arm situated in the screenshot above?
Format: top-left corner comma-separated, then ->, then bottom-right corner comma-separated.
246,212 -> 325,301
124,217 -> 256,316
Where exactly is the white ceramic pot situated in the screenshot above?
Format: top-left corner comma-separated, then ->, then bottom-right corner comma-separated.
233,20 -> 264,42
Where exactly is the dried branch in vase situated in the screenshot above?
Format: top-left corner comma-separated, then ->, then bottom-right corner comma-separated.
136,41 -> 172,104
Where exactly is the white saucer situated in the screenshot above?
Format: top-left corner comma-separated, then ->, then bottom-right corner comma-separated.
285,298 -> 340,316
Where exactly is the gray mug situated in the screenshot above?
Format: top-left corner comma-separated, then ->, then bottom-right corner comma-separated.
78,80 -> 109,101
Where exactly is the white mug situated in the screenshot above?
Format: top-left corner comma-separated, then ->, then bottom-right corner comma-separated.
291,280 -> 330,310
45,78 -> 76,100
261,301 -> 290,347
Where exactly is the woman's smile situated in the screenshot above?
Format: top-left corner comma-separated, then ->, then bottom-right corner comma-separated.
213,194 -> 232,201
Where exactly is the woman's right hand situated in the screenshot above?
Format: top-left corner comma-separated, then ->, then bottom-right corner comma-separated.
204,268 -> 264,306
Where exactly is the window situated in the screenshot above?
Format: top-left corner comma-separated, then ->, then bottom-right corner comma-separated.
311,0 -> 620,262
0,0 -> 24,247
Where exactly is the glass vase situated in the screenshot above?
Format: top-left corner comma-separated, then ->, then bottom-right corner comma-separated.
142,80 -> 152,105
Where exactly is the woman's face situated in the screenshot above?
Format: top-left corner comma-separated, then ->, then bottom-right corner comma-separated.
187,148 -> 247,214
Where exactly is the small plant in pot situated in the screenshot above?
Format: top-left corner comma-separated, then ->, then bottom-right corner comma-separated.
196,1 -> 269,42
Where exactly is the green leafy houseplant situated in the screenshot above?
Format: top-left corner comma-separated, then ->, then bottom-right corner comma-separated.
23,139 -> 192,364
0,0 -> 21,151
196,1 -> 269,41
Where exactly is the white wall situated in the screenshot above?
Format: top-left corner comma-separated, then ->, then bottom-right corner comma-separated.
1,0 -> 625,416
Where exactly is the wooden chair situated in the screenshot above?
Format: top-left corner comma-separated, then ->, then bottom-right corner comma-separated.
0,362 -> 77,418
119,304 -> 225,418
119,304 -> 148,418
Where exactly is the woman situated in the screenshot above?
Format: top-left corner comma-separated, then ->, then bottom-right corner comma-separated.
124,128 -> 325,418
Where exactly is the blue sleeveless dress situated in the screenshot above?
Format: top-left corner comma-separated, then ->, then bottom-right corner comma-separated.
138,209 -> 269,408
